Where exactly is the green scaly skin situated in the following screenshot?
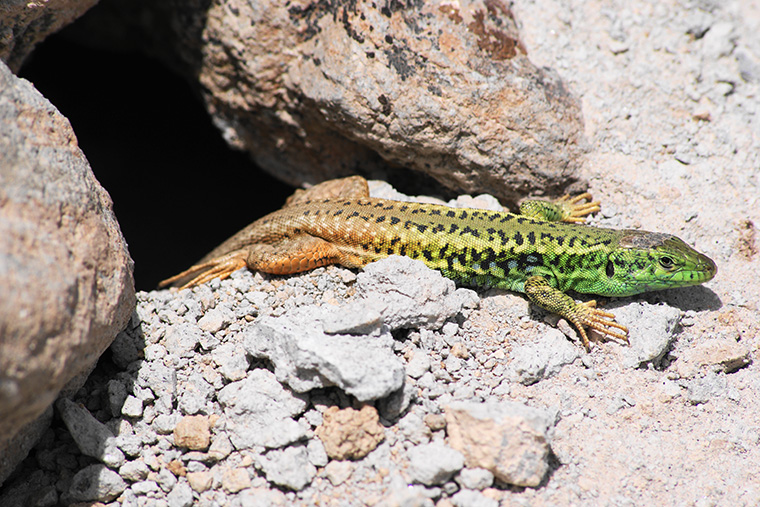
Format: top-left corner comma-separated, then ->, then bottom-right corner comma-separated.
162,179 -> 717,350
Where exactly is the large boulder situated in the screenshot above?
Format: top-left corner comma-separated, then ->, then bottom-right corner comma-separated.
69,0 -> 585,203
0,60 -> 135,485
0,0 -> 99,71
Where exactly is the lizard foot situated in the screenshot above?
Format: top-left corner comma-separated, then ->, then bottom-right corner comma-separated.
571,300 -> 629,350
158,251 -> 248,290
555,193 -> 602,223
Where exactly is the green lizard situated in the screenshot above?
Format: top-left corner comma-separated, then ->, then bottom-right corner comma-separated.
160,176 -> 716,350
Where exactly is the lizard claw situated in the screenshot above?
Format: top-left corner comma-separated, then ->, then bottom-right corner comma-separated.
556,193 -> 602,223
158,251 -> 248,290
572,300 -> 629,350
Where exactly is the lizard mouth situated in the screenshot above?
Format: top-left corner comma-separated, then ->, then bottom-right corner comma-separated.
666,251 -> 717,286
694,253 -> 717,282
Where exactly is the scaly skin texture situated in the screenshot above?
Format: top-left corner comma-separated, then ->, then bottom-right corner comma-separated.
161,177 -> 717,349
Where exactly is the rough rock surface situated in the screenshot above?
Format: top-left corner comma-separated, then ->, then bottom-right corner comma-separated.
0,60 -> 135,485
0,0 -> 99,71
445,401 -> 553,487
68,0 -> 585,203
244,311 -> 405,401
315,406 -> 386,461
407,441 -> 465,486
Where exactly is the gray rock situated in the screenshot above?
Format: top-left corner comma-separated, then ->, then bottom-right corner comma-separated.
231,488 -> 288,507
131,480 -> 159,495
356,257 -> 479,331
685,373 -> 728,405
619,303 -> 682,368
306,439 -> 328,467
162,323 -> 202,358
110,328 -> 142,369
398,413 -> 431,445
156,467 -> 178,492
207,433 -> 234,462
213,342 -> 249,382
167,482 -> 194,507
244,313 -> 404,401
384,473 -> 436,507
119,460 -> 150,482
509,328 -> 581,385
451,489 -> 499,507
0,60 -> 134,485
456,468 -> 494,491
67,464 -> 127,502
136,362 -> 177,405
377,380 -> 416,421
143,343 -> 167,361
178,373 -> 214,415
408,441 -> 465,486
406,350 -> 433,379
57,399 -> 125,468
217,369 -> 308,449
115,434 -> 143,458
324,461 -> 353,486
258,445 -> 316,491
197,307 -> 232,333
320,301 -> 384,335
107,380 -> 129,418
153,414 -> 181,435
121,396 -> 144,418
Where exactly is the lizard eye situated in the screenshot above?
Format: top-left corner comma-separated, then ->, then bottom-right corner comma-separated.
659,256 -> 674,269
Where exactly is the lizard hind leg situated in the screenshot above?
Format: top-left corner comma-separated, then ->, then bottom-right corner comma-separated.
158,250 -> 249,290
158,236 -> 347,290
246,236 -> 350,274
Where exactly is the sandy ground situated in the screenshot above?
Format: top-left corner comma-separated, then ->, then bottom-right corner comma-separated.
505,0 -> 760,503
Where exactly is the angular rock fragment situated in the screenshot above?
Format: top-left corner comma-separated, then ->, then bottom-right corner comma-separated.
173,415 -> 211,451
66,464 -> 127,503
315,406 -> 385,461
258,445 -> 316,491
408,441 -> 465,486
357,257 -> 479,331
244,313 -> 404,401
216,369 -> 308,449
57,399 -> 125,468
445,401 -> 553,487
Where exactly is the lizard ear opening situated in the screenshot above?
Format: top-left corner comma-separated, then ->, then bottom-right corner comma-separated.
606,259 -> 615,278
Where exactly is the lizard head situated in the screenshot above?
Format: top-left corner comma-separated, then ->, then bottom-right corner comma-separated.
595,231 -> 717,296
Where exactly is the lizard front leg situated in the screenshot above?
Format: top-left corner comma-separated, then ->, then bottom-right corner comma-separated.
524,275 -> 629,350
519,193 -> 601,223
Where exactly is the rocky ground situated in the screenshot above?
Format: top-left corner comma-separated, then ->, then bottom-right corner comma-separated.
2,0 -> 760,505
